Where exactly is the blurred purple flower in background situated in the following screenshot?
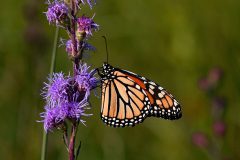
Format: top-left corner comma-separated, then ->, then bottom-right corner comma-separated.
208,67 -> 223,86
198,67 -> 223,91
213,121 -> 226,137
194,66 -> 228,158
211,96 -> 226,119
198,77 -> 211,91
192,132 -> 209,148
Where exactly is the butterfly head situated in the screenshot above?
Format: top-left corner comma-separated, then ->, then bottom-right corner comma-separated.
98,63 -> 115,80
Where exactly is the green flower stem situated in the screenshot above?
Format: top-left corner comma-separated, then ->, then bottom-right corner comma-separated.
41,131 -> 48,160
50,27 -> 60,75
41,26 -> 60,160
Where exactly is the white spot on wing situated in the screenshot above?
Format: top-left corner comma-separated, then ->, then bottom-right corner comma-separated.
149,89 -> 154,95
149,81 -> 156,85
158,93 -> 164,98
149,85 -> 155,90
136,84 -> 140,90
158,86 -> 163,90
161,91 -> 165,96
174,101 -> 178,106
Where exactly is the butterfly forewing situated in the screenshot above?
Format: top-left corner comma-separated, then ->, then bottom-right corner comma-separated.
101,69 -> 151,127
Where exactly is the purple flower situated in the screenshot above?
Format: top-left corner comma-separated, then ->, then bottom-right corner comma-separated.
42,72 -> 69,108
66,39 -> 73,54
213,121 -> 226,137
198,77 -> 210,91
208,67 -> 223,85
82,41 -> 96,51
198,67 -> 223,92
62,100 -> 90,121
65,39 -> 80,55
211,96 -> 226,118
192,132 -> 209,148
66,40 -> 95,55
45,1 -> 69,25
80,0 -> 96,9
42,99 -> 90,132
41,105 -> 67,132
40,70 -> 97,132
75,63 -> 99,98
77,16 -> 99,37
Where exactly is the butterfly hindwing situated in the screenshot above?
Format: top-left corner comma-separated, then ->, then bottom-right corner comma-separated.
121,69 -> 182,120
144,80 -> 182,119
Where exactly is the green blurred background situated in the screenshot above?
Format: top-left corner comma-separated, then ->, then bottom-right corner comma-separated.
1,0 -> 240,159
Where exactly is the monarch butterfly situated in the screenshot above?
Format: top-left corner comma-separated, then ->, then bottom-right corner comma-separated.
98,62 -> 182,127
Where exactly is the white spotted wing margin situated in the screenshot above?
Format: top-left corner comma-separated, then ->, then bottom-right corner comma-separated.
145,81 -> 182,120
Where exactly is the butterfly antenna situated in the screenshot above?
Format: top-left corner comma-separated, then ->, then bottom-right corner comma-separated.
102,36 -> 109,63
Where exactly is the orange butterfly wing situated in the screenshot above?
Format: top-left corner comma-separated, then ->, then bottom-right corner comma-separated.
101,70 -> 151,127
120,69 -> 182,120
100,63 -> 182,127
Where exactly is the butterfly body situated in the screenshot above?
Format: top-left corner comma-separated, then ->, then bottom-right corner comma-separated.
99,63 -> 182,127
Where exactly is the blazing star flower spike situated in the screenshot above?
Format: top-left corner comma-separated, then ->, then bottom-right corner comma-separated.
41,0 -> 100,157
42,72 -> 69,108
46,1 -> 69,25
76,16 -> 99,38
